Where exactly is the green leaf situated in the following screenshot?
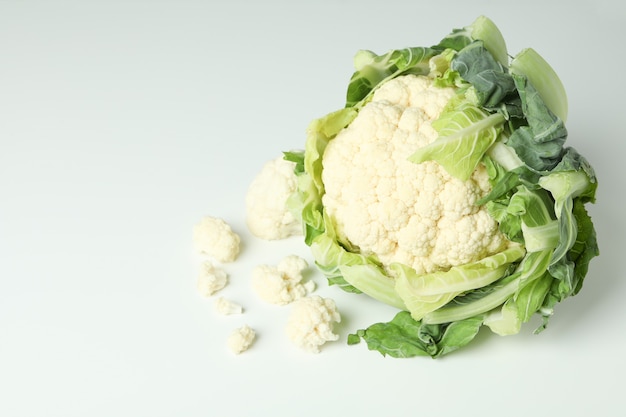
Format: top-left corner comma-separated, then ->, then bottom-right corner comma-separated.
485,199 -> 523,242
423,250 -> 552,325
392,245 -> 525,320
340,264 -> 406,310
450,41 -> 516,109
437,15 -> 509,67
435,316 -> 484,357
506,74 -> 568,172
483,300 -> 522,336
485,141 -> 525,172
568,200 -> 599,295
428,48 -> 462,88
510,48 -> 568,122
505,186 -> 561,253
514,271 -> 552,322
349,311 -> 483,358
507,186 -> 555,228
349,312 -> 433,358
288,107 -> 358,245
345,47 -> 438,108
409,104 -> 505,181
282,150 -> 305,175
539,169 -> 595,265
552,147 -> 598,190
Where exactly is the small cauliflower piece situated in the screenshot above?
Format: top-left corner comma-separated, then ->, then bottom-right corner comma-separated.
227,324 -> 256,354
214,297 -> 243,315
197,261 -> 228,297
286,295 -> 341,353
252,255 -> 315,305
193,216 -> 241,263
246,156 -> 302,240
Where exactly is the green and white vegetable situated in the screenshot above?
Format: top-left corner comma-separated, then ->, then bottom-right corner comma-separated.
286,16 -> 598,358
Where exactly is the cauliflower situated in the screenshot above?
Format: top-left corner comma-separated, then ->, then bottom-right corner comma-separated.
227,325 -> 256,354
193,216 -> 240,263
214,297 -> 243,315
289,16 -> 599,358
252,255 -> 315,305
322,74 -> 508,275
286,295 -> 341,353
197,261 -> 228,297
246,156 -> 302,240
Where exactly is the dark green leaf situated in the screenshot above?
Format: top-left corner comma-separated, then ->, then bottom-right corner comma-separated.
507,75 -> 568,171
349,311 -> 484,358
450,41 -> 516,109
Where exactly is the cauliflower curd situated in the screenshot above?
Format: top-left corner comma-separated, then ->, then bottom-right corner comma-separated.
322,75 -> 508,274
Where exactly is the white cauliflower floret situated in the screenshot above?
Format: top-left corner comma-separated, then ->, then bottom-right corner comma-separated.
246,156 -> 302,240
197,261 -> 228,297
286,295 -> 341,353
214,297 -> 243,315
227,325 -> 255,354
193,216 -> 241,263
252,255 -> 315,305
321,74 -> 508,275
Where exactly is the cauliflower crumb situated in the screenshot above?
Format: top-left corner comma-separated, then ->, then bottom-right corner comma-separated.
252,255 -> 315,305
246,156 -> 302,240
193,216 -> 241,263
214,297 -> 243,315
197,261 -> 228,297
228,325 -> 256,354
286,295 -> 341,353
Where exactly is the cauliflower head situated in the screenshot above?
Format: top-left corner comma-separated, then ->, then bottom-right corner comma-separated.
287,16 -> 599,359
322,75 -> 508,274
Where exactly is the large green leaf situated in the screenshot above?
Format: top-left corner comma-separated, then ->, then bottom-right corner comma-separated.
409,103 -> 505,181
392,245 -> 525,320
506,75 -> 568,172
348,311 -> 483,358
346,47 -> 438,108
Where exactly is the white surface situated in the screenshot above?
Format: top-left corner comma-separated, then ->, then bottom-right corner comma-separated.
1,1 -> 624,416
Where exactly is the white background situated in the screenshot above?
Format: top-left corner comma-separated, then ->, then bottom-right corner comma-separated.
1,1 -> 624,416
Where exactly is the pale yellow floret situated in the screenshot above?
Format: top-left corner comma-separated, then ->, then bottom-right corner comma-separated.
214,297 -> 243,315
227,325 -> 255,354
285,295 -> 341,353
197,261 -> 228,297
252,255 -> 315,305
193,216 -> 241,263
246,156 -> 302,240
